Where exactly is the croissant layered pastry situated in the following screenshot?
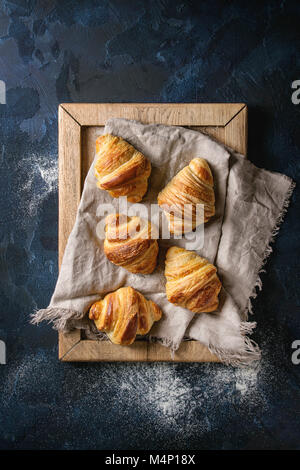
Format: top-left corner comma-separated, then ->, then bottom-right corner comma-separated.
104,213 -> 159,274
89,287 -> 162,345
95,134 -> 151,202
165,246 -> 222,313
158,158 -> 215,234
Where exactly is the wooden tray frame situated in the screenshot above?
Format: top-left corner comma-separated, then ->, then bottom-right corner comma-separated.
58,103 -> 247,362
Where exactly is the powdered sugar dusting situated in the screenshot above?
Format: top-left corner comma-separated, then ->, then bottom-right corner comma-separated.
147,365 -> 192,418
18,153 -> 57,220
109,360 -> 267,429
0,350 -> 277,449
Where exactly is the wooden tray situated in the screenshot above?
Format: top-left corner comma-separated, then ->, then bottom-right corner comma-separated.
58,103 -> 247,362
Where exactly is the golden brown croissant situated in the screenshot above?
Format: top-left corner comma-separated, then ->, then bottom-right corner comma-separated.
89,286 -> 162,345
95,134 -> 151,202
165,246 -> 222,313
158,158 -> 215,234
104,213 -> 159,274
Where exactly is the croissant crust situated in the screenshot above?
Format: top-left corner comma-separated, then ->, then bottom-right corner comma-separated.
95,134 -> 151,202
104,214 -> 159,274
165,246 -> 222,313
158,158 -> 215,234
89,287 -> 162,345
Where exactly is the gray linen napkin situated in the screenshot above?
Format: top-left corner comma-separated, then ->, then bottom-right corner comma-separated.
32,118 -> 295,365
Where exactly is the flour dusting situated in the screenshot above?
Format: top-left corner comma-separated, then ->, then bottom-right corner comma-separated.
147,365 -> 192,417
18,153 -> 58,220
235,366 -> 259,396
113,360 -> 266,431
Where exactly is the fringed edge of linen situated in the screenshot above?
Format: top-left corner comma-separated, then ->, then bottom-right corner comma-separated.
245,178 -> 296,317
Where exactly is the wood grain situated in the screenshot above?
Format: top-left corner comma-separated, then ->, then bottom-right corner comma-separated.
60,102 -> 245,127
58,330 -> 81,359
224,106 -> 247,155
58,103 -> 247,362
61,338 -> 220,362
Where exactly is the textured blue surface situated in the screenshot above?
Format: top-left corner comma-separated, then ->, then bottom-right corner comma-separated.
0,0 -> 299,450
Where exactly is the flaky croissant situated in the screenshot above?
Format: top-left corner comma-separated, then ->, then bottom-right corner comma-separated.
165,246 -> 222,313
95,134 -> 151,202
104,213 -> 159,274
89,287 -> 162,345
158,158 -> 215,234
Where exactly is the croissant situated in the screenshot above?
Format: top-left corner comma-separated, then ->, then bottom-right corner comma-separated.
158,158 -> 215,234
95,134 -> 151,202
165,246 -> 222,313
89,287 -> 162,345
104,213 -> 159,274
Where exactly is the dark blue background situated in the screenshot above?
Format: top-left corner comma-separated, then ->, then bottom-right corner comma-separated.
0,0 -> 299,450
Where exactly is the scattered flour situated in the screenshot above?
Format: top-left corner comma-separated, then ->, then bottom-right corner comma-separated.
114,360 -> 266,431
235,366 -> 259,396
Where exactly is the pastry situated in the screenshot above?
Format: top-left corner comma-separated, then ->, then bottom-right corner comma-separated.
104,213 -> 159,274
95,134 -> 151,202
158,158 -> 215,234
89,286 -> 162,345
165,246 -> 221,313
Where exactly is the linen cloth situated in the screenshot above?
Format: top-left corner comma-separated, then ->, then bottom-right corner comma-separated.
32,118 -> 295,365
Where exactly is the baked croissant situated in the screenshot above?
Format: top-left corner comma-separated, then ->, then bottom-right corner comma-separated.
95,134 -> 151,202
158,158 -> 215,234
104,213 -> 159,274
165,246 -> 222,313
89,287 -> 162,345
